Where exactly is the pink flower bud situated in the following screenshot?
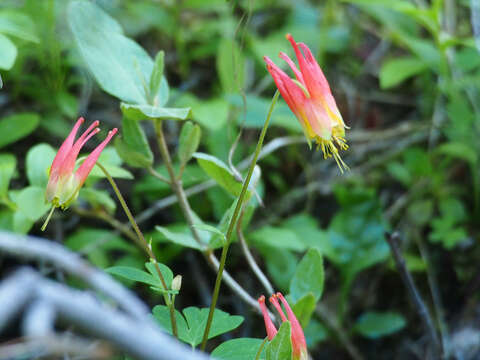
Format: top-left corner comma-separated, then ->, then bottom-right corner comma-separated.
258,295 -> 278,340
264,34 -> 348,172
45,117 -> 117,210
258,293 -> 308,360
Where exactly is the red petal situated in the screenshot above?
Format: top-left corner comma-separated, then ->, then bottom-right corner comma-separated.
49,117 -> 84,179
269,294 -> 287,322
264,56 -> 307,116
279,52 -> 305,86
287,34 -> 331,101
59,122 -> 100,178
74,128 -> 117,188
258,295 -> 278,340
277,293 -> 307,357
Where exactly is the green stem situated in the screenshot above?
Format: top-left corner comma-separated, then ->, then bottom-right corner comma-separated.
41,206 -> 56,231
95,161 -> 178,338
154,119 -> 204,244
148,166 -> 171,184
200,90 -> 279,350
255,338 -> 268,360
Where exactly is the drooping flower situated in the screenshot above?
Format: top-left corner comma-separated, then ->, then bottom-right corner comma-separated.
258,292 -> 308,360
42,117 -> 117,229
264,34 -> 348,171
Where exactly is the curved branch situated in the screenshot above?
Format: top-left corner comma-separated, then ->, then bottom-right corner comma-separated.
0,231 -> 149,320
0,268 -> 209,360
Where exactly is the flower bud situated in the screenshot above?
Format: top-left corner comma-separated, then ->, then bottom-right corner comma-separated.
172,275 -> 182,292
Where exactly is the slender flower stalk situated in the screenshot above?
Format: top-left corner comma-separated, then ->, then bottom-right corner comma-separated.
42,117 -> 117,230
259,292 -> 308,360
94,161 -> 178,338
264,34 -> 349,171
199,91 -> 280,351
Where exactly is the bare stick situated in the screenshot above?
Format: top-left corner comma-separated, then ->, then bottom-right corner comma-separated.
385,232 -> 442,357
22,299 -> 56,336
0,268 -> 209,360
416,236 -> 450,356
237,209 -> 274,295
0,336 -> 111,360
0,266 -> 36,332
0,231 -> 148,319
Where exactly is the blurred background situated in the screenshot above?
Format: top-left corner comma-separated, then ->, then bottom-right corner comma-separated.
0,0 -> 479,359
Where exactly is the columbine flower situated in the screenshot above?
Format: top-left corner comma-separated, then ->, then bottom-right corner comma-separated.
42,117 -> 117,230
258,292 -> 308,360
264,34 -> 348,171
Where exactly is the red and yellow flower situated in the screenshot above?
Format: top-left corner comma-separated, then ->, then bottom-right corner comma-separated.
264,34 -> 348,171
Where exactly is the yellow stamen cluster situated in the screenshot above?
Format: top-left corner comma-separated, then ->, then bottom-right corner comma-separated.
316,135 -> 349,173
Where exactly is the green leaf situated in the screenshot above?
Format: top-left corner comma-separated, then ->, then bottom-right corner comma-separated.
0,112 -> 40,148
387,162 -> 412,186
216,38 -> 245,93
430,223 -> 467,249
79,188 -> 116,214
379,57 -> 428,89
90,163 -> 133,179
262,247 -> 299,292
304,319 -> 328,347
144,261 -> 174,289
0,10 -> 39,42
290,248 -> 324,302
155,226 -> 205,250
115,116 -> 153,168
354,311 -> 406,339
121,103 -> 191,121
88,147 -> 133,179
178,122 -> 202,166
193,152 -> 242,196
0,209 -> 13,231
150,50 -> 165,103
327,188 -> 389,277
153,306 -> 244,347
56,92 -> 78,118
211,338 -> 266,360
435,142 -> 478,165
282,214 -> 332,253
0,34 -> 16,70
193,223 -> 226,243
13,210 -> 34,234
25,143 -> 55,188
439,197 -> 467,222
15,186 -> 50,222
250,226 -> 306,252
266,321 -> 292,360
66,228 -> 139,268
0,153 -> 15,198
68,1 -> 168,105
191,98 -> 228,131
106,265 -> 167,289
227,94 -> 302,132
407,199 -> 433,226
403,37 -> 442,72
152,305 -> 189,337
292,293 -> 316,328
183,307 -> 244,347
